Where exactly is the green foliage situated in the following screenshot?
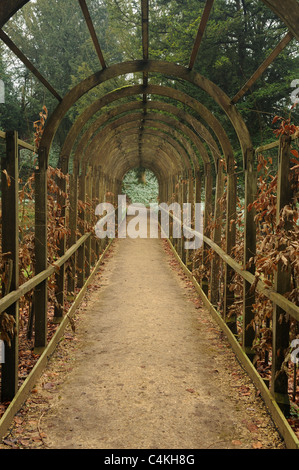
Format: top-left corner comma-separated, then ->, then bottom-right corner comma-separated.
122,168 -> 159,206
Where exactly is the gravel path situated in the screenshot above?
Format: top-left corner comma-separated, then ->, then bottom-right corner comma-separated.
0,216 -> 285,449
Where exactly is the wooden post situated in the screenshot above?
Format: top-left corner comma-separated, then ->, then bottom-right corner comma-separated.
185,168 -> 194,270
1,130 -> 19,401
182,171 -> 189,265
210,160 -> 224,306
176,174 -> 183,259
242,148 -> 257,361
94,169 -> 100,258
54,155 -> 68,322
91,167 -> 97,265
192,168 -> 202,273
77,165 -> 86,288
67,160 -> 79,298
34,147 -> 48,352
97,168 -> 104,252
223,157 -> 237,333
271,135 -> 292,415
85,167 -> 92,279
201,163 -> 212,297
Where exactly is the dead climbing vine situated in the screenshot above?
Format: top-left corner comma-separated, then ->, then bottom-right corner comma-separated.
0,106 -> 96,375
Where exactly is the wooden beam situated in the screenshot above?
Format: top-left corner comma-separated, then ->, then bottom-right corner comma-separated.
53,155 -> 69,322
231,31 -> 294,104
210,161 -> 224,306
242,149 -> 257,361
271,135 -> 292,415
0,29 -> 62,102
77,167 -> 87,288
188,0 -> 214,70
33,148 -> 48,353
1,131 -> 19,401
78,0 -> 106,69
255,133 -> 298,154
141,0 -> 149,61
141,0 -> 149,104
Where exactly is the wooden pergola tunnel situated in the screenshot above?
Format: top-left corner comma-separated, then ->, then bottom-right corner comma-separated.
0,0 -> 299,448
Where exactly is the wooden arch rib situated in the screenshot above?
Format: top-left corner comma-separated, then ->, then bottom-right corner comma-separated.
69,101 -> 218,173
91,137 -> 179,181
80,112 -> 213,173
83,117 -> 192,176
72,109 -> 214,177
38,60 -> 252,167
97,137 -> 182,179
90,127 -> 193,176
103,147 -> 167,183
69,101 -> 196,171
60,84 -> 232,170
86,129 -> 191,178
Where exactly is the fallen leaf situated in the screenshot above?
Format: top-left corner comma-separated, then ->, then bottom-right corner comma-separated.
247,422 -> 259,432
43,382 -> 55,390
231,440 -> 242,446
252,441 -> 263,449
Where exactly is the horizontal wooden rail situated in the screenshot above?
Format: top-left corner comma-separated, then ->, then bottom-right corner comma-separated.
0,232 -> 91,314
0,129 -> 35,152
160,205 -> 299,321
255,133 -> 298,154
0,206 -> 114,316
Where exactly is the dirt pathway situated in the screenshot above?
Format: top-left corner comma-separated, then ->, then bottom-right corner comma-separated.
0,215 -> 285,449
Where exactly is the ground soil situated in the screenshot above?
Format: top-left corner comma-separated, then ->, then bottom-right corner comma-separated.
0,221 -> 285,449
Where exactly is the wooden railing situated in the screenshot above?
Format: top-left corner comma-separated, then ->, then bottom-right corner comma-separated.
0,130 -> 120,439
160,134 -> 299,448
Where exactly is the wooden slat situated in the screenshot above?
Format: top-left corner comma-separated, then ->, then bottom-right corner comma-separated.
0,29 -> 62,102
1,131 -> 19,401
33,150 -> 48,352
188,0 -> 214,70
18,139 -> 34,152
231,31 -> 294,104
242,149 -> 256,360
141,0 -> 149,105
78,0 -> 106,69
141,0 -> 149,61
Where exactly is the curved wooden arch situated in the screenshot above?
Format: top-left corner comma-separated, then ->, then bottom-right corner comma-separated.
38,60 -> 252,167
70,101 -> 217,175
94,128 -> 187,176
74,110 -> 214,176
89,123 -> 192,177
61,84 -> 231,168
78,113 -> 194,174
93,130 -> 190,177
98,145 -> 176,182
